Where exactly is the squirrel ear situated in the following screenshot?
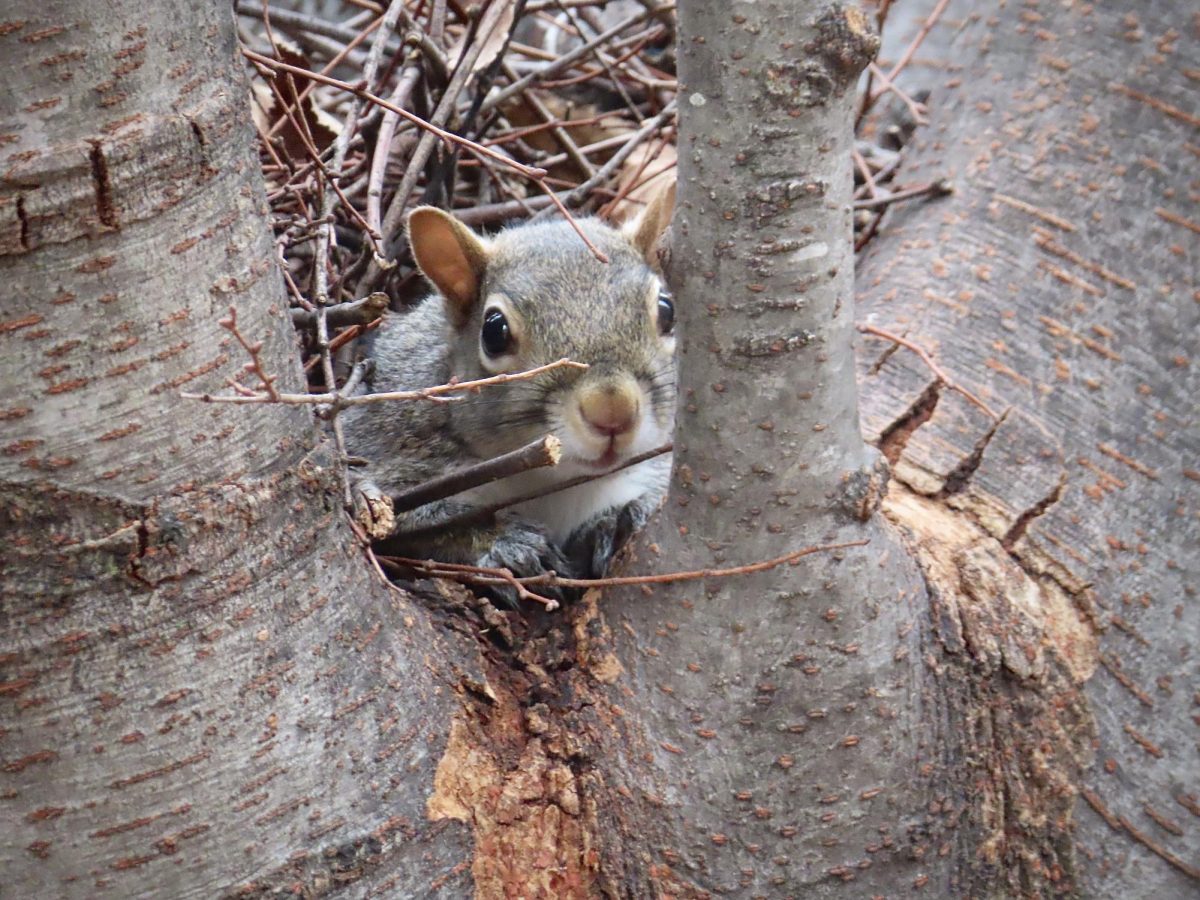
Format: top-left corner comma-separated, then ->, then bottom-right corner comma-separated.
622,179 -> 676,267
407,207 -> 491,327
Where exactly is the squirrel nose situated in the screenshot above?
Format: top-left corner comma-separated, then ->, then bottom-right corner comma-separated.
578,383 -> 639,437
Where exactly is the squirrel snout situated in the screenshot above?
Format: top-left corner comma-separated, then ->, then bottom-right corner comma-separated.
577,382 -> 640,437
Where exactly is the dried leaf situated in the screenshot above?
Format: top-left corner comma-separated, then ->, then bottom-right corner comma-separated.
447,0 -> 517,75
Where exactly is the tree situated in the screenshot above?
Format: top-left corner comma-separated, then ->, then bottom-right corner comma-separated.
1,1 -> 1195,899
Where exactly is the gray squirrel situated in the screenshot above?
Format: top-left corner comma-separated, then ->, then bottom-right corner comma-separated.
342,183 -> 676,592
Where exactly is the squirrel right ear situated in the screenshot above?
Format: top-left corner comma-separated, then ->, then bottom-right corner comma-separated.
407,207 -> 491,327
622,179 -> 676,268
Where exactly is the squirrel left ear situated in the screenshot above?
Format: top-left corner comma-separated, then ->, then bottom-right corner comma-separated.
407,207 -> 491,328
622,179 -> 675,268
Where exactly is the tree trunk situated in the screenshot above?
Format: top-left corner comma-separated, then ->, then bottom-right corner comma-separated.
3,0 -> 1196,898
0,3 -> 472,896
852,3 -> 1199,897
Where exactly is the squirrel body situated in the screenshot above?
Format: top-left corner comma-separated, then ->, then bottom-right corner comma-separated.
343,187 -> 676,587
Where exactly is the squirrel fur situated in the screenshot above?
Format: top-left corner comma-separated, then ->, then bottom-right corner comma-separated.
342,184 -> 676,591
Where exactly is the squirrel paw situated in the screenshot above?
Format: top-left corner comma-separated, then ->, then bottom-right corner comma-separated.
478,520 -> 572,608
563,502 -> 646,580
353,481 -> 396,540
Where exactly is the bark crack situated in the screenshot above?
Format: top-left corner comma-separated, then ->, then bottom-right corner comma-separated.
87,139 -> 118,229
937,406 -> 1009,497
877,379 -> 941,464
16,194 -> 31,250
1002,472 -> 1067,551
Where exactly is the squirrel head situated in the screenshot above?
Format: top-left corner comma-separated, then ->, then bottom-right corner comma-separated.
406,183 -> 676,471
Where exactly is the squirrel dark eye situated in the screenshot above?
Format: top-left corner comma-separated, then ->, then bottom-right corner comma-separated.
656,290 -> 675,336
481,309 -> 513,357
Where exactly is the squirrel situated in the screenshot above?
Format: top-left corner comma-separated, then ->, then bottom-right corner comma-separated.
342,182 -> 676,597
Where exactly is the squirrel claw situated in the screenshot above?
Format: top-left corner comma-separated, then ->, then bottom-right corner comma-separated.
564,502 -> 644,579
478,521 -> 572,608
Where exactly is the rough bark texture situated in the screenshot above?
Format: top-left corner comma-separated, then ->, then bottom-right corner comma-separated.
3,0 -> 1197,897
0,3 -> 472,896
856,1 -> 1198,897
548,2 -> 956,896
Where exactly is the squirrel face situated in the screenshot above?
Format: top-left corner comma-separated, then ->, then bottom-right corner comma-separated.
407,185 -> 675,473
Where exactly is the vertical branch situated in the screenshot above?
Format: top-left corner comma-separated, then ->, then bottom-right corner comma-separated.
312,0 -> 407,505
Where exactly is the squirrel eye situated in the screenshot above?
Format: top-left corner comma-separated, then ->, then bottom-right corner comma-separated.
481,309 -> 513,357
656,290 -> 675,336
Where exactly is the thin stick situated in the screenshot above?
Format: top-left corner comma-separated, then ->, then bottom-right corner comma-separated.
366,59 -> 423,238
852,147 -> 879,198
377,555 -> 561,610
482,4 -> 675,113
242,48 -> 548,180
390,435 -> 562,513
468,442 -> 672,521
858,324 -> 998,419
533,100 -> 677,217
183,358 -> 588,405
867,62 -> 928,125
869,0 -> 951,104
290,292 -> 390,329
218,306 -> 280,401
853,179 -> 952,210
385,539 -> 869,600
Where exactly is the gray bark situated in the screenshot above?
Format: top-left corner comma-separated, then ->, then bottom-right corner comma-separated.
560,2 -> 950,896
0,3 -> 471,896
855,1 -> 1199,897
3,0 -> 1196,898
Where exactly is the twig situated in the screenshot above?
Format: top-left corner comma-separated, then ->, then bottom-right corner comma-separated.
383,539 -> 869,608
853,179 -> 952,210
390,435 -> 562,513
364,41 -> 493,284
242,48 -> 548,180
366,58 -> 423,239
183,358 -> 588,406
533,100 -> 677,216
291,292 -> 390,329
852,147 -> 879,198
426,442 -> 673,534
869,0 -> 950,104
858,323 -> 998,419
867,62 -> 928,125
483,4 -> 675,113
523,538 -> 870,589
378,556 -> 562,610
218,306 -> 280,401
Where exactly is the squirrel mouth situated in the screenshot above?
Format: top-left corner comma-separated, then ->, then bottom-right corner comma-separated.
585,444 -> 619,469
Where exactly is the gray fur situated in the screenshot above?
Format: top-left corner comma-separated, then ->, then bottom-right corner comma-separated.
342,214 -> 676,593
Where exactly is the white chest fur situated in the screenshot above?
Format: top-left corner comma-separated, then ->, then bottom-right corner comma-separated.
462,456 -> 669,543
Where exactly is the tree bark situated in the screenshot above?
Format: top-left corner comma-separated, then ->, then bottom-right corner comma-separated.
551,2 -> 955,896
3,0 -> 1197,898
0,3 -> 471,896
854,1 -> 1198,897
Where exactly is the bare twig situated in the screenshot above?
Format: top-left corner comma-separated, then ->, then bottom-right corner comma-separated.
242,48 -> 548,180
378,555 -> 562,610
533,99 -> 677,216
290,292 -> 390,329
867,62 -> 928,125
390,435 -> 562,513
383,539 -> 869,608
218,306 -> 280,401
483,4 -> 675,112
858,323 -> 998,419
853,178 -> 952,210
183,358 -> 588,406
868,0 -> 951,105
